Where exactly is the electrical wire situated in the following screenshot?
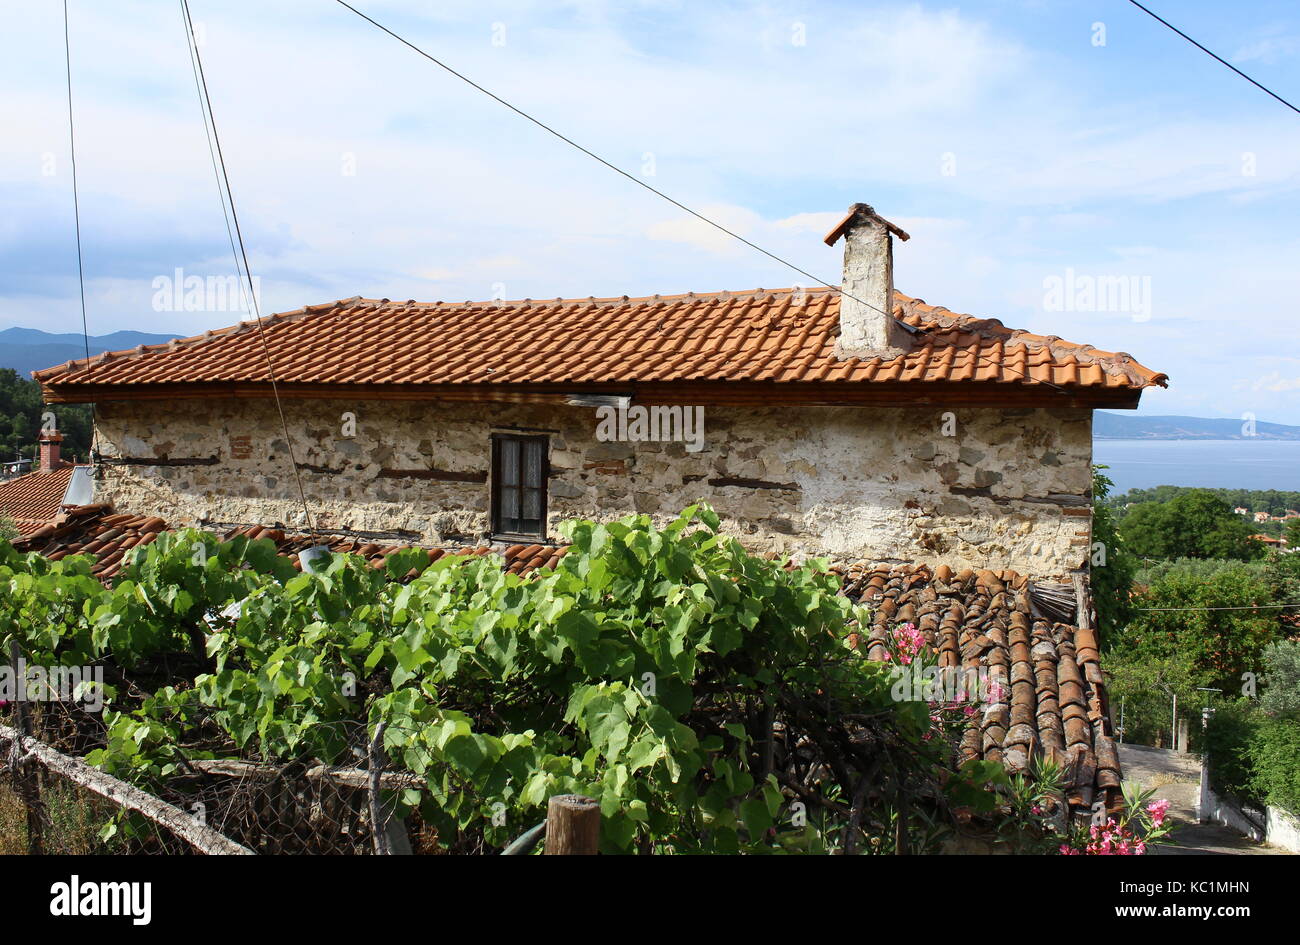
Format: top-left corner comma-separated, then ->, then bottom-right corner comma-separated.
1131,601 -> 1300,613
330,0 -> 1081,398
62,0 -> 99,466
182,13 -> 252,320
1125,0 -> 1300,117
181,0 -> 317,535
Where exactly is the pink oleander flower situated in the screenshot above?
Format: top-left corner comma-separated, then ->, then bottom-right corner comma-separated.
1079,816 -> 1148,855
1147,798 -> 1170,826
1059,843 -> 1079,855
890,622 -> 925,665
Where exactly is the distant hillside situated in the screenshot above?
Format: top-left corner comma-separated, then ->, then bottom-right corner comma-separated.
0,327 -> 178,378
1095,412 -> 1300,440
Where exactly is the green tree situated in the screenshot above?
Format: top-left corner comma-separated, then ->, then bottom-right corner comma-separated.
1260,641 -> 1300,721
1119,567 -> 1280,691
1091,466 -> 1135,647
1285,518 -> 1300,552
1105,646 -> 1208,747
1120,489 -> 1264,561
0,369 -> 93,464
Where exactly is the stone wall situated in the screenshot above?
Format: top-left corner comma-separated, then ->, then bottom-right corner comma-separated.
92,398 -> 1093,576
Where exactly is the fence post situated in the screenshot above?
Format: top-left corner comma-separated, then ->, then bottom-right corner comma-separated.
366,721 -> 412,855
544,794 -> 600,855
7,641 -> 42,855
1198,707 -> 1213,824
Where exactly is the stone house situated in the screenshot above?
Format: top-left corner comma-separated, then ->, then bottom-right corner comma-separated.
34,204 -> 1165,578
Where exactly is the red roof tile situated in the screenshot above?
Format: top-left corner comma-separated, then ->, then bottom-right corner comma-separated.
34,289 -> 1166,401
13,506 -> 567,580
0,464 -> 79,535
841,562 -> 1120,810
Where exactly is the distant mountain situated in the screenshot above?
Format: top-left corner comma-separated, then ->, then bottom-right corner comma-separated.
1095,412 -> 1300,440
0,327 -> 178,378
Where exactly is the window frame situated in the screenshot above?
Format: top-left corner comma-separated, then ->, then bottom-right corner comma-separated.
489,432 -> 550,541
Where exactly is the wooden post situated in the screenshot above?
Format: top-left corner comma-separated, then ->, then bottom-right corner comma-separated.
1071,571 -> 1093,630
0,721 -> 253,855
367,722 -> 390,855
8,641 -> 42,855
366,722 -> 411,855
894,790 -> 910,856
543,794 -> 600,855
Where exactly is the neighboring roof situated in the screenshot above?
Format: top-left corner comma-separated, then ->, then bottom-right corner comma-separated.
841,562 -> 1120,811
35,289 -> 1167,407
0,464 -> 80,536
16,505 -> 1119,807
14,504 -> 566,580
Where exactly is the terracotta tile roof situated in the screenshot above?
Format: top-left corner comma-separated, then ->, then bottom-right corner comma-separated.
13,506 -> 566,581
0,464 -> 79,536
840,562 -> 1120,810
16,504 -> 169,576
219,524 -> 568,577
34,289 -> 1166,400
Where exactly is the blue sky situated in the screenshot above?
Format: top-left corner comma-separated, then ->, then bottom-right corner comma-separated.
2,1 -> 1299,421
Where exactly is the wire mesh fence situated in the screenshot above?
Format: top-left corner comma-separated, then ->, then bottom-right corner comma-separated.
0,705 -> 440,856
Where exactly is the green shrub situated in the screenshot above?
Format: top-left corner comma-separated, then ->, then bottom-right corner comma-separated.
1133,557 -> 1270,589
1204,702 -> 1263,806
1,507 -> 963,854
1260,640 -> 1300,720
1091,467 -> 1136,647
1248,717 -> 1300,816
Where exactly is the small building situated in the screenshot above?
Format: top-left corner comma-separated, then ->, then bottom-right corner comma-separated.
0,432 -> 91,536
33,204 -> 1166,578
25,204 -> 1163,810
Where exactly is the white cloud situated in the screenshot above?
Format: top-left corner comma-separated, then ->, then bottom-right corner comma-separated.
2,1 -> 1299,422
1233,34 -> 1300,65
1253,372 -> 1300,393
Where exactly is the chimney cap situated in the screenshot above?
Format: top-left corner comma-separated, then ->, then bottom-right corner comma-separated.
823,203 -> 910,246
38,430 -> 64,443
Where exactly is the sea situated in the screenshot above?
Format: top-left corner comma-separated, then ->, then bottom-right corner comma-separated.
1092,439 -> 1300,494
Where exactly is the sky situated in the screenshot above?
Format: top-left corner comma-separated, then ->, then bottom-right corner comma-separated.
2,0 -> 1299,423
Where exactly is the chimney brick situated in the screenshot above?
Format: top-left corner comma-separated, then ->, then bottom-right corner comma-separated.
824,203 -> 911,359
39,430 -> 64,473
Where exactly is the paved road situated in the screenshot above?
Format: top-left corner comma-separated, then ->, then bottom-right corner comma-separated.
1118,743 -> 1285,855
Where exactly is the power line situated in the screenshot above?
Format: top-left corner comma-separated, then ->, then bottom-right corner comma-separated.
1125,0 -> 1300,117
181,15 -> 251,319
61,0 -> 99,465
180,0 -> 317,535
1132,601 -> 1300,613
330,0 -> 1078,398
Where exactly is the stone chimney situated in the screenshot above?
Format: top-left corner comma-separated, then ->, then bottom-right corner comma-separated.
823,203 -> 911,358
38,430 -> 63,473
